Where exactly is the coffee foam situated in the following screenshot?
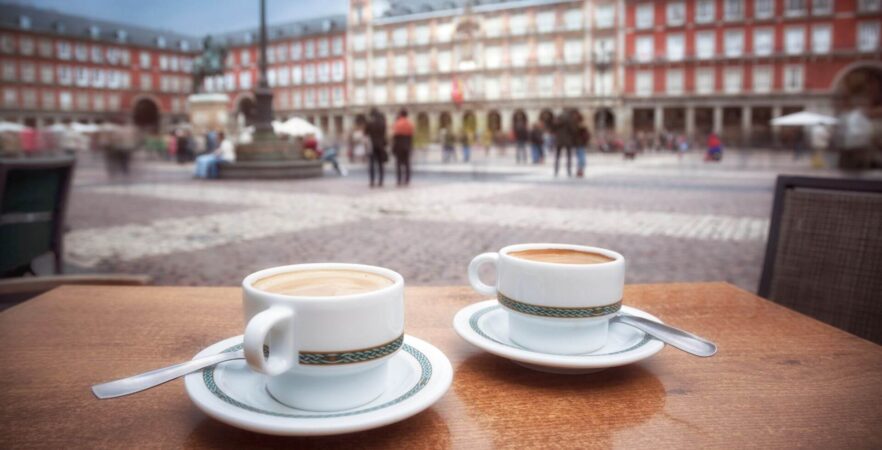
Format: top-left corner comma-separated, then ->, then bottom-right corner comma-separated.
253,269 -> 394,297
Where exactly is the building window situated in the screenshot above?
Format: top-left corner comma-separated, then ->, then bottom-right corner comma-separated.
537,41 -> 555,65
754,28 -> 774,55
373,85 -> 386,104
416,82 -> 429,102
91,46 -> 103,63
724,0 -> 744,21
140,74 -> 152,91
76,67 -> 89,86
291,42 -> 302,60
394,84 -> 408,103
56,41 -> 71,60
812,0 -> 832,14
696,31 -> 715,59
108,93 -> 120,110
92,93 -> 104,111
276,66 -> 289,86
3,88 -> 17,107
753,66 -> 772,92
240,49 -> 250,67
332,36 -> 343,55
57,66 -> 71,85
415,53 -> 429,74
39,39 -> 53,57
510,76 -> 526,98
666,69 -> 683,95
332,60 -> 344,81
857,22 -> 880,51
21,63 -> 35,83
224,73 -> 234,90
291,66 -> 302,84
292,90 -> 302,108
304,89 -> 315,107
594,70 -> 613,96
595,5 -> 615,29
696,0 -> 715,23
316,62 -> 329,82
785,0 -> 806,16
276,44 -> 287,63
76,92 -> 89,110
390,27 -> 406,48
304,41 -> 315,59
0,34 -> 12,54
636,36 -> 654,62
267,68 -> 277,87
239,71 -> 252,89
21,88 -> 37,109
373,56 -> 387,77
159,55 -> 169,71
372,31 -> 387,50
485,45 -> 502,68
1,60 -> 15,81
318,88 -> 330,106
352,59 -> 366,79
75,44 -> 88,61
666,34 -> 684,61
755,0 -> 774,18
510,43 -> 528,67
563,40 -> 582,64
696,68 -> 714,93
42,90 -> 55,109
858,0 -> 881,12
40,65 -> 53,84
812,25 -> 832,53
785,26 -> 805,54
352,86 -> 364,105
564,9 -> 582,31
393,55 -> 407,76
537,11 -> 556,33
784,64 -> 804,91
317,38 -> 329,57
538,74 -> 555,97
667,2 -> 686,26
636,71 -> 653,96
139,52 -> 150,69
564,73 -> 582,97
724,68 -> 742,93
59,91 -> 72,110
437,50 -> 451,72
724,29 -> 744,57
636,4 -> 654,29
438,79 -> 452,102
413,25 -> 430,45
333,87 -> 344,106
19,37 -> 34,55
510,14 -> 528,35
304,64 -> 316,83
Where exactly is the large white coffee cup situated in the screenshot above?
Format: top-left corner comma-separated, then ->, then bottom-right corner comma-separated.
468,244 -> 625,355
242,263 -> 404,411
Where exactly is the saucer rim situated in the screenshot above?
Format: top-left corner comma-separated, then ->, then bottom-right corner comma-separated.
453,300 -> 665,369
184,334 -> 452,436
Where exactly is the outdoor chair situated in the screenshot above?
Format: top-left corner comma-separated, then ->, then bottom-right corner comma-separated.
758,176 -> 882,344
0,157 -> 75,277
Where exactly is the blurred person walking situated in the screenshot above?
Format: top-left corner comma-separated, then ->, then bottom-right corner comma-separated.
441,126 -> 456,163
553,110 -> 574,177
529,122 -> 544,164
392,109 -> 414,186
175,129 -> 192,163
810,123 -> 831,168
574,118 -> 590,178
351,116 -> 370,164
705,132 -> 723,162
366,108 -> 388,187
460,129 -> 472,163
514,120 -> 528,164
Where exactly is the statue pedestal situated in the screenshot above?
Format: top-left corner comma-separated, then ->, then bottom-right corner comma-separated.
187,93 -> 230,136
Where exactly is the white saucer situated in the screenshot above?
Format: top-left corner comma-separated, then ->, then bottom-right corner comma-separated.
184,334 -> 452,436
453,300 -> 665,374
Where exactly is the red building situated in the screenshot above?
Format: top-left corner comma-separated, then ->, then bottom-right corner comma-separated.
0,4 -> 347,134
622,0 -> 882,145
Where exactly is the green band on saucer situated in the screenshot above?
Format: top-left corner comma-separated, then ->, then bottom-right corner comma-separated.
299,334 -> 404,365
498,293 -> 622,319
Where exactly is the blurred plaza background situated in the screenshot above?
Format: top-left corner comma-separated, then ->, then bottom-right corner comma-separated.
1,0 -> 881,293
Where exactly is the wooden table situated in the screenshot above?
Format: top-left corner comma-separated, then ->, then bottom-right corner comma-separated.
1,283 -> 880,448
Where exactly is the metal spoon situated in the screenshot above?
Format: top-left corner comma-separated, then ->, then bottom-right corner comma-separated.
611,314 -> 717,357
91,349 -> 245,399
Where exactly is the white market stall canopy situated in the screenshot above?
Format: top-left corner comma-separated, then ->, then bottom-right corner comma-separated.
0,121 -> 27,132
771,111 -> 838,127
273,117 -> 323,140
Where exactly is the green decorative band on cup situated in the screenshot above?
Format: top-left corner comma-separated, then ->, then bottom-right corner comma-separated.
498,293 -> 622,319
298,334 -> 404,365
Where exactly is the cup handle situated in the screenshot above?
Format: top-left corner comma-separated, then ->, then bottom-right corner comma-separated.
468,252 -> 499,297
244,306 -> 296,376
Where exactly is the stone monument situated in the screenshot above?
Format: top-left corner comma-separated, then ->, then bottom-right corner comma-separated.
188,36 -> 230,136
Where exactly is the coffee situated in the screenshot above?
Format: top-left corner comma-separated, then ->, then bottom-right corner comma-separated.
508,248 -> 614,265
253,269 -> 394,297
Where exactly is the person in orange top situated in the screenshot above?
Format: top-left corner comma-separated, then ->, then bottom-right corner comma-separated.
391,109 -> 415,186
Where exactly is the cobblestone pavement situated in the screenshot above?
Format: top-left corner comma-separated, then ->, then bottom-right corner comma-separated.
61,149 -> 867,292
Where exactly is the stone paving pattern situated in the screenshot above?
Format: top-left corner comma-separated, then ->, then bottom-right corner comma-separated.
62,150 -> 850,292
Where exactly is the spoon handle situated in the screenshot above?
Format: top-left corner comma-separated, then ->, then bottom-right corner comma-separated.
614,315 -> 717,357
91,349 -> 245,399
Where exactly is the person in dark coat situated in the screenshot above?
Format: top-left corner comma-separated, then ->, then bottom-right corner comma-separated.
391,109 -> 414,186
365,108 -> 388,187
514,120 -> 529,164
529,122 -> 544,164
553,109 -> 574,177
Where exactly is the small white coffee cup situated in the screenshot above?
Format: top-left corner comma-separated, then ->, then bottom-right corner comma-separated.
468,243 -> 625,355
242,263 -> 404,411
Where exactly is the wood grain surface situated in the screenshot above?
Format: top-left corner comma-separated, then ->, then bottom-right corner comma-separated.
1,283 -> 880,449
